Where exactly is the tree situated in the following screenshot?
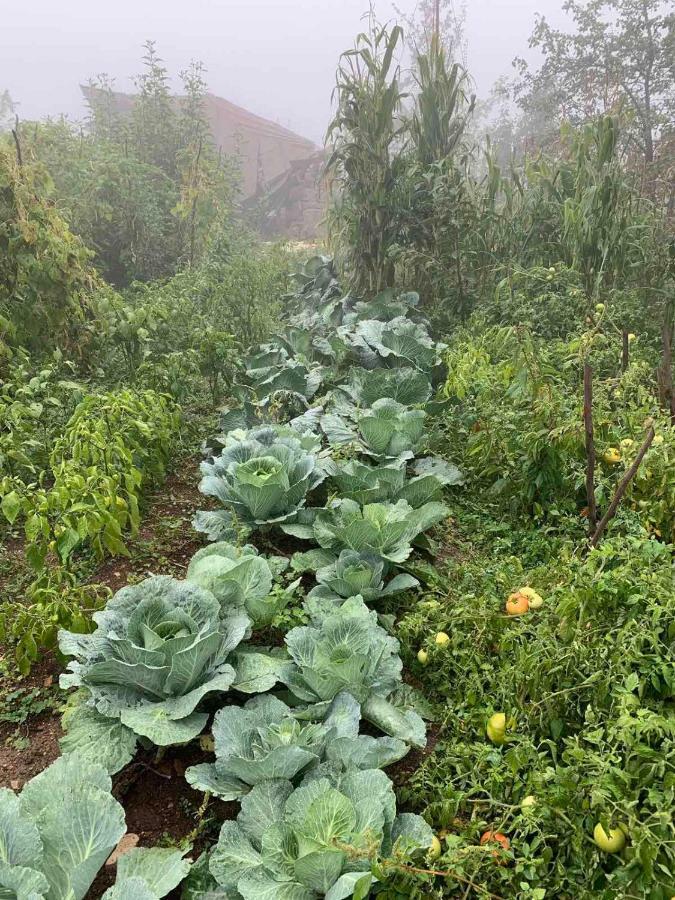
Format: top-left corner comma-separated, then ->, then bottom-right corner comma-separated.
0,145 -> 99,359
393,0 -> 466,63
514,0 -> 674,170
0,91 -> 15,133
20,44 -> 238,285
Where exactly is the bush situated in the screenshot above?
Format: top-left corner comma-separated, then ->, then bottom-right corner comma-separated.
0,146 -> 99,359
2,387 -> 180,566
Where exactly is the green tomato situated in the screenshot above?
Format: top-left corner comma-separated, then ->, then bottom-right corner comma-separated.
486,712 -> 506,745
593,823 -> 626,853
428,835 -> 442,860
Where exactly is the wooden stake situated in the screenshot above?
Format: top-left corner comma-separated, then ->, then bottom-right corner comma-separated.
11,115 -> 22,169
590,425 -> 655,547
659,314 -> 674,425
621,330 -> 629,373
583,363 -> 597,534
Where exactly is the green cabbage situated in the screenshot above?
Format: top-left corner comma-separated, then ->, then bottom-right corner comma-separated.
207,768 -> 433,898
194,427 -> 327,541
59,576 -> 248,754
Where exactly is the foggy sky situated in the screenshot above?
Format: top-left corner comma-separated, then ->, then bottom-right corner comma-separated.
1,0 -> 571,144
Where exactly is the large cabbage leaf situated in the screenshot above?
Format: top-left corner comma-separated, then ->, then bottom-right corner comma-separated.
0,754 -> 126,900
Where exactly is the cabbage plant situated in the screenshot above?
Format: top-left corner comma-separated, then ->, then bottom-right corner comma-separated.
59,576 -> 249,752
308,550 -> 418,604
0,753 -> 189,900
329,457 -> 462,507
194,428 -> 327,541
244,350 -> 324,403
187,542 -> 297,626
339,316 -> 445,374
186,691 -> 409,801
186,695 -> 329,800
337,366 -> 432,408
207,415 -> 325,459
206,768 -> 433,898
341,288 -> 422,325
322,398 -> 426,460
284,498 -> 448,567
275,596 -> 426,747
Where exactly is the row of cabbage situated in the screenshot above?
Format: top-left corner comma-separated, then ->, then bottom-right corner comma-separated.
0,257 -> 461,900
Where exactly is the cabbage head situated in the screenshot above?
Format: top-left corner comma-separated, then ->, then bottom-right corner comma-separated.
322,398 -> 426,460
186,691 -> 408,801
329,456 -> 462,507
194,428 -> 327,541
208,768 -> 433,898
186,695 -> 329,800
337,366 -> 432,408
187,542 -> 297,627
308,550 -> 418,604
339,316 -> 445,374
277,596 -> 426,747
59,576 -> 249,749
284,498 -> 448,567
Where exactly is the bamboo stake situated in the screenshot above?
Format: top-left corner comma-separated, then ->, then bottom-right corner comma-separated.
660,315 -> 674,425
583,364 -> 597,534
621,330 -> 629,373
590,425 -> 655,547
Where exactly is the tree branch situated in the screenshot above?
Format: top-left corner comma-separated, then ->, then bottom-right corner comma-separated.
590,425 -> 655,547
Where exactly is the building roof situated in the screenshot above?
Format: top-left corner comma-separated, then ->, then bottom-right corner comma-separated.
81,86 -> 317,197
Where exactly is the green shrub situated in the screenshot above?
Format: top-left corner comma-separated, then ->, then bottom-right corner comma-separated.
394,509 -> 674,899
0,146 -> 99,359
2,388 -> 180,566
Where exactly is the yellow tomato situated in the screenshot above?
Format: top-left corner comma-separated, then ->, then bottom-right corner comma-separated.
519,587 -> 543,609
428,835 -> 442,860
486,712 -> 506,745
602,448 -> 622,465
435,631 -> 450,646
417,649 -> 429,666
593,823 -> 626,853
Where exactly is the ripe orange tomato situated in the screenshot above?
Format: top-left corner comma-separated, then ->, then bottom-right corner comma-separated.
479,831 -> 511,864
506,592 -> 529,616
